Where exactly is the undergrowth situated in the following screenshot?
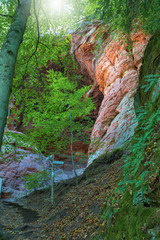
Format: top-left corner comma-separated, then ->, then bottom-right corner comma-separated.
93,74 -> 160,239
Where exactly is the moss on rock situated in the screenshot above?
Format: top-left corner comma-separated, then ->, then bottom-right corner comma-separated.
82,149 -> 124,179
94,192 -> 160,240
135,33 -> 160,108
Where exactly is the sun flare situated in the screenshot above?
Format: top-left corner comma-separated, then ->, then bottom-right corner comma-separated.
49,0 -> 63,13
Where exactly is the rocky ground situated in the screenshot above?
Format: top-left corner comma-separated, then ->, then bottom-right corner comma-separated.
0,150 -> 124,240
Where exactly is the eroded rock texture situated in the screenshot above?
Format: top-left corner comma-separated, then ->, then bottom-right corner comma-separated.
71,24 -> 150,165
0,130 -> 85,199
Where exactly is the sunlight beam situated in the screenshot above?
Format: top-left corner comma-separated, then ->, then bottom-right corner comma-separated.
49,0 -> 63,13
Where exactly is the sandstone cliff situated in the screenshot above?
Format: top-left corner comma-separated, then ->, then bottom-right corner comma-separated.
71,23 -> 151,165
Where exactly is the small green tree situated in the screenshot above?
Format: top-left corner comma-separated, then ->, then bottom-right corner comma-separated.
24,69 -> 94,178
22,170 -> 50,196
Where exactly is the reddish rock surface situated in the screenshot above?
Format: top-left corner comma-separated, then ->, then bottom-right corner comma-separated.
71,24 -> 150,165
71,22 -> 104,121
0,130 -> 86,199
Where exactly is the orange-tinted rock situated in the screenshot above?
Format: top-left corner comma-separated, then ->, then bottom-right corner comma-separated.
71,23 -> 104,121
71,24 -> 150,166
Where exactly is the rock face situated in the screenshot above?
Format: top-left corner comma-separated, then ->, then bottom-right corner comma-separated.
71,24 -> 150,165
0,129 -> 50,199
0,130 -> 85,199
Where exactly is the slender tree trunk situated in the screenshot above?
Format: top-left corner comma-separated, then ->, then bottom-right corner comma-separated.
67,97 -> 78,184
0,0 -> 32,150
51,154 -> 55,205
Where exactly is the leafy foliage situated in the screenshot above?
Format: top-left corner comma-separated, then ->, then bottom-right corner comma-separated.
99,75 -> 160,236
22,170 -> 50,193
9,26 -> 95,153
100,74 -> 160,233
25,69 -> 94,153
141,75 -> 160,93
0,0 -> 16,46
1,130 -> 37,162
118,104 -> 160,205
88,0 -> 160,35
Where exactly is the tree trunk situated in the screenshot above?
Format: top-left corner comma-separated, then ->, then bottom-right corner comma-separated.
0,0 -> 32,150
67,97 -> 78,183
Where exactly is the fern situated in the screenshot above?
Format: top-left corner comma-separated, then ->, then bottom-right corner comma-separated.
141,75 -> 160,92
101,74 -> 160,224
89,0 -> 160,35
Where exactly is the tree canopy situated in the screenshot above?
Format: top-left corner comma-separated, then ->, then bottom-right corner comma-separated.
88,0 -> 160,34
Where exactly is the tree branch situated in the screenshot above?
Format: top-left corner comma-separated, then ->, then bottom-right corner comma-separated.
0,14 -> 13,18
22,0 -> 40,79
39,41 -> 51,51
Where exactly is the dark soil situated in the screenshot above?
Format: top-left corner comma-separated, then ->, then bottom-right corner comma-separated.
0,150 -> 124,240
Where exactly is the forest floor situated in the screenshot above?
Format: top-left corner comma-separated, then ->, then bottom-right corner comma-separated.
0,151 -> 124,240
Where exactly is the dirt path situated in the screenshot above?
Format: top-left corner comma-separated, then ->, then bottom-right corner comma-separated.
0,150 -> 124,240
